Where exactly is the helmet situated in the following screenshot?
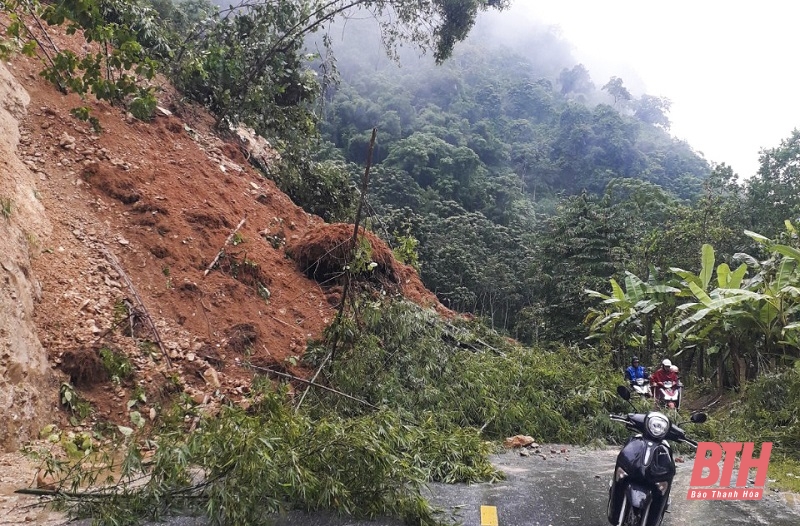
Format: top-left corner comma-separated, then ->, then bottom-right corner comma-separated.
632,356 -> 639,364
662,359 -> 672,367
671,365 -> 679,373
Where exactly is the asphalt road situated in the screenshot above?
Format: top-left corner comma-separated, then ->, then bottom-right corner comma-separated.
70,446 -> 800,526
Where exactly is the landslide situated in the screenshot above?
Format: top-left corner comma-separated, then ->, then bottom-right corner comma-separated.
0,40 -> 447,451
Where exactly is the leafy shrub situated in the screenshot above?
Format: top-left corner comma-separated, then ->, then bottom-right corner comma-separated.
99,347 -> 133,383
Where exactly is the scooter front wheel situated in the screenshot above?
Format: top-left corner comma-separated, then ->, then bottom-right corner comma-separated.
623,505 -> 647,526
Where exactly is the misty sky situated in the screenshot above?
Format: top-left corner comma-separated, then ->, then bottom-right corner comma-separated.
484,1 -> 800,180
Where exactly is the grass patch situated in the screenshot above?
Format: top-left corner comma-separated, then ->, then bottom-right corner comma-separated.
768,457 -> 800,493
1,196 -> 12,219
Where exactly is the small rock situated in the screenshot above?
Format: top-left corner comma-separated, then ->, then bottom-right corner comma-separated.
186,352 -> 195,362
202,367 -> 221,388
503,435 -> 536,449
59,132 -> 76,150
149,407 -> 157,421
519,448 -> 530,457
118,237 -> 129,246
36,472 -> 56,490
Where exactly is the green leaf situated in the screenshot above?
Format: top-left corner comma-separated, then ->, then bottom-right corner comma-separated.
118,426 -> 134,437
729,264 -> 748,289
670,267 -> 701,287
716,263 -> 731,288
610,279 -> 625,302
130,411 -> 145,429
774,244 -> 800,263
700,244 -> 715,290
689,282 -> 713,306
744,230 -> 771,244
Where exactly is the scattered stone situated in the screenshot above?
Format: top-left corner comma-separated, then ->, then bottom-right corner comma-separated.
156,106 -> 172,116
36,472 -> 56,490
503,435 -> 536,448
118,237 -> 129,246
59,132 -> 76,150
202,367 -> 221,388
520,448 -> 530,457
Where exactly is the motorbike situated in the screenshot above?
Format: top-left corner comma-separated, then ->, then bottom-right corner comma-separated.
630,377 -> 652,398
654,380 -> 682,410
607,386 -> 706,526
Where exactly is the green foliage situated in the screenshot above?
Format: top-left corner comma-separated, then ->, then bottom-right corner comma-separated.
588,222 -> 800,387
59,382 -> 92,421
40,383 -> 502,525
393,228 -> 421,271
0,196 -> 12,219
268,156 -> 358,223
99,347 -> 134,383
2,0 -> 163,120
69,106 -> 102,132
305,299 -> 627,444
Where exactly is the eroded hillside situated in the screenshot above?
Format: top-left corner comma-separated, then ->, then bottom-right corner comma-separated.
0,46 -> 443,455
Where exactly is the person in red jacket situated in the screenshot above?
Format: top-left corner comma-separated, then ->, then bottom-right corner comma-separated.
650,359 -> 679,404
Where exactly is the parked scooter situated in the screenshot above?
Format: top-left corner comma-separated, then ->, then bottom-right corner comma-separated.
607,386 -> 706,526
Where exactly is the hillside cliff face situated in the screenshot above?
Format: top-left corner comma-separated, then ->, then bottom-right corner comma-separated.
0,63 -> 59,451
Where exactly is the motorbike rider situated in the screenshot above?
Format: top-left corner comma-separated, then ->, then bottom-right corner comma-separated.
650,359 -> 679,404
624,356 -> 647,385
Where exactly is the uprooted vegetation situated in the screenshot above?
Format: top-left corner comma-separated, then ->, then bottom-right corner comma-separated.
32,298 -> 630,525
288,223 -> 400,286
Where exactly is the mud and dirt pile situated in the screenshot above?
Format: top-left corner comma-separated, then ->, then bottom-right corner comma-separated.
289,223 -> 453,316
288,223 -> 400,284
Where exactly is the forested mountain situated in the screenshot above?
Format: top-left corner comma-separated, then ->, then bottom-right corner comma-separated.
312,19 -> 711,338
320,21 -> 709,200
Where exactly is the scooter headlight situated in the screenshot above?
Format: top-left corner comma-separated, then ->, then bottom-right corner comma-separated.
646,412 -> 670,439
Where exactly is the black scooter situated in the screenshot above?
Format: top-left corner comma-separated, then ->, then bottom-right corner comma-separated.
606,386 -> 706,526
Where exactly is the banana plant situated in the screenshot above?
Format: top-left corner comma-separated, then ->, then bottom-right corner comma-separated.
585,270 -> 679,364
669,228 -> 800,386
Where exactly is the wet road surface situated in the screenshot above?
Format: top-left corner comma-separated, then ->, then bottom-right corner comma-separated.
72,446 -> 800,526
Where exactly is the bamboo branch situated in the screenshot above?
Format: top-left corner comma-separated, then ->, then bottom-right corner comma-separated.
245,362 -> 377,410
203,217 -> 247,277
103,248 -> 172,367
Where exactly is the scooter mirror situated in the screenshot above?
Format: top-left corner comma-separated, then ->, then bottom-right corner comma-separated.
616,385 -> 631,401
690,412 -> 707,423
